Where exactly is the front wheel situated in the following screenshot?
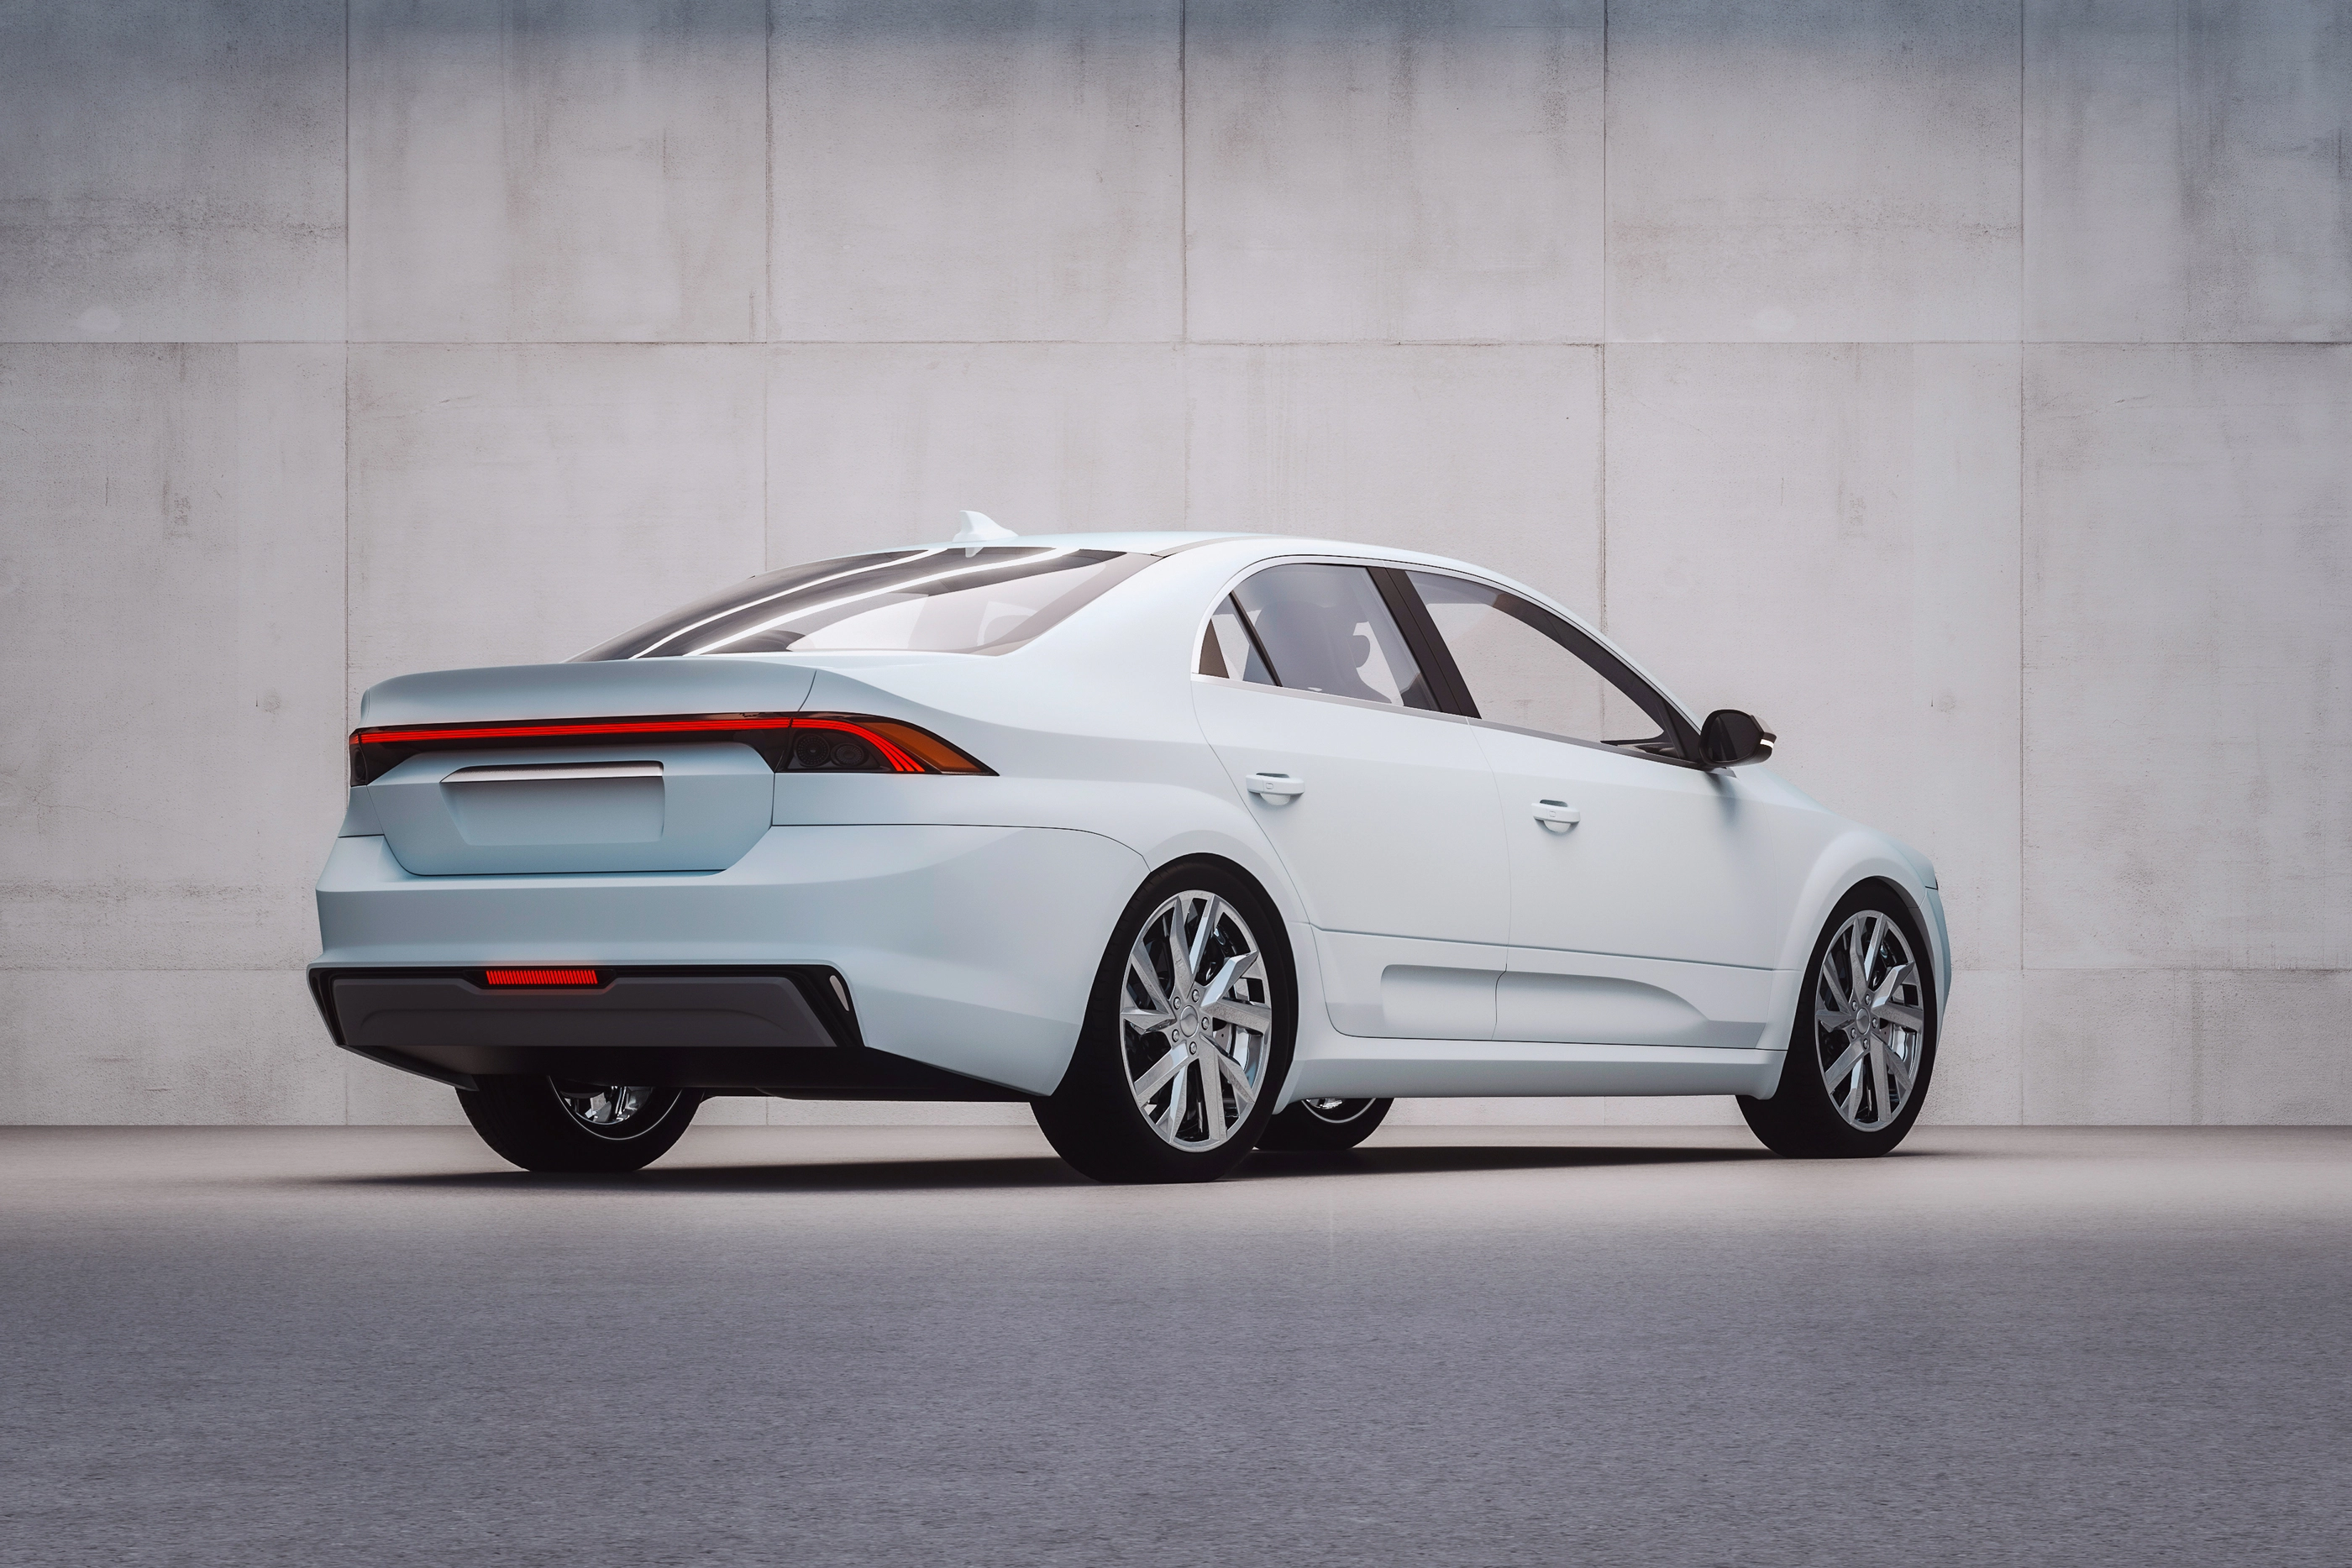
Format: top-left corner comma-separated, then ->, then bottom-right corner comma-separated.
1033,863 -> 1296,1183
457,1076 -> 701,1172
1256,1096 -> 1392,1151
1740,886 -> 1937,1158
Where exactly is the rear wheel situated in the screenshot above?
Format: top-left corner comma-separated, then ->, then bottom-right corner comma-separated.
457,1075 -> 701,1173
1256,1096 -> 1392,1151
1740,886 -> 1936,1158
1033,863 -> 1295,1183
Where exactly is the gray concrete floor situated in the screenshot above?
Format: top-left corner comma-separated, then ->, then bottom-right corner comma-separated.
2,1124 -> 2347,1567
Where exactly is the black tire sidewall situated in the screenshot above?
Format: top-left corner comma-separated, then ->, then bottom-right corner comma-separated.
1742,884 -> 1939,1158
459,1076 -> 701,1173
1257,1096 -> 1394,1151
1034,860 -> 1298,1183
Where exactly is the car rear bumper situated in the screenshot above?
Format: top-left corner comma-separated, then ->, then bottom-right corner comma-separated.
307,965 -> 1032,1098
311,824 -> 1147,1097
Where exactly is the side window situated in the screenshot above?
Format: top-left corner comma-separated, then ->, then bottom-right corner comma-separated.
1218,564 -> 1440,711
1408,572 -> 1688,756
1199,598 -> 1274,684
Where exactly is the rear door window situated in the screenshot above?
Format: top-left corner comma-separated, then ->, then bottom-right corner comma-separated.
1198,598 -> 1274,684
1211,563 -> 1440,711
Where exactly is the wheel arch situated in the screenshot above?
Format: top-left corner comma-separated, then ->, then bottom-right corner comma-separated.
1105,849 -> 1309,1106
1773,831 -> 1952,1019
1140,827 -> 1305,925
1851,873 -> 1947,1015
1125,849 -> 1304,991
1038,848 -> 1306,1174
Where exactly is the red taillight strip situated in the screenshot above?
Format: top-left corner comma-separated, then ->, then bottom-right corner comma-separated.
485,968 -> 601,987
358,715 -> 801,746
348,713 -> 944,776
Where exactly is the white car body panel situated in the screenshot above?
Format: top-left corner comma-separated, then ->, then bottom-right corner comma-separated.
1191,679 -> 1509,947
371,743 -> 775,875
318,825 -> 1142,1097
363,655 -> 819,727
1194,679 -> 1512,1042
312,530 -> 1953,1112
1310,930 -> 1512,1039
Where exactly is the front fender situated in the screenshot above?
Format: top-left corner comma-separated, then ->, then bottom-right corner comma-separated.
1771,826 -> 1953,1031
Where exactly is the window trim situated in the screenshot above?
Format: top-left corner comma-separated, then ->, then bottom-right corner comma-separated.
1370,567 -> 1478,716
1228,592 -> 1284,684
1196,592 -> 1284,684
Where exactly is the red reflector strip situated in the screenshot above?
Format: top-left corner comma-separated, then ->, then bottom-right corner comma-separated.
485,968 -> 601,987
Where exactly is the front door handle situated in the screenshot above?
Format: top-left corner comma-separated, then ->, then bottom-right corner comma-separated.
1532,800 -> 1580,831
1246,772 -> 1306,802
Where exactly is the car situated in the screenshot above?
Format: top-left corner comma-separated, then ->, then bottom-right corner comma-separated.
310,518 -> 1950,1183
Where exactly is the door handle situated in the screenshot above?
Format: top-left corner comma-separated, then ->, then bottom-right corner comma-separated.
1532,800 -> 1580,831
1246,772 -> 1306,802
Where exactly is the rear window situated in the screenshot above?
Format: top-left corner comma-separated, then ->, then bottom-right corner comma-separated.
576,547 -> 1154,660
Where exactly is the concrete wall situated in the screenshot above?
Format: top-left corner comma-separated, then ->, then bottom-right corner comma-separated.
2,1 -> 2345,1125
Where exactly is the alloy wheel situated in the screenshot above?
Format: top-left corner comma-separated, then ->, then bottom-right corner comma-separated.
1812,910 -> 1926,1131
1118,892 -> 1274,1151
553,1081 -> 659,1136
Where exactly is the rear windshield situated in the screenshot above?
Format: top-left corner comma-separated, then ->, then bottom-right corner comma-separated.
576,547 -> 1154,660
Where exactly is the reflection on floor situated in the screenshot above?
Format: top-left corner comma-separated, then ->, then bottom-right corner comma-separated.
3,1125 -> 2346,1566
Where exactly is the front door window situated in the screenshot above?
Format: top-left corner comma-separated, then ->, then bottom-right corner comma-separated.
1404,572 -> 1690,758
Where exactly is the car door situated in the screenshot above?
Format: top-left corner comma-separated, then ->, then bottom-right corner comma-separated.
1192,562 -> 1509,1041
1399,570 -> 1814,1050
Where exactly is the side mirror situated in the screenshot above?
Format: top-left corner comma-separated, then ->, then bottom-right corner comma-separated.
1699,709 -> 1775,769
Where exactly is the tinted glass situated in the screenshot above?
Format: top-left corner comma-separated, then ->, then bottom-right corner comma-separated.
578,547 -> 1150,659
1408,571 -> 1687,755
1227,564 -> 1437,711
1200,597 -> 1274,684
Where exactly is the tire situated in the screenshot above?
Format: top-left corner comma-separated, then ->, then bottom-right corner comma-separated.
1033,861 -> 1297,1183
1740,884 -> 1938,1158
457,1076 -> 701,1173
1256,1096 -> 1393,1151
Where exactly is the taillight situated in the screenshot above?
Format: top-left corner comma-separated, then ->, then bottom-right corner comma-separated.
784,716 -> 922,774
484,968 -> 601,987
347,712 -> 992,784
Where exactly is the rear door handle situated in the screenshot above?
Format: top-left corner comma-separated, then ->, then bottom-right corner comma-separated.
1532,800 -> 1580,831
1246,772 -> 1305,802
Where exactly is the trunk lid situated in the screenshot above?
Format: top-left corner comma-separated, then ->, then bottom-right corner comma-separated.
358,656 -> 817,729
355,658 -> 815,876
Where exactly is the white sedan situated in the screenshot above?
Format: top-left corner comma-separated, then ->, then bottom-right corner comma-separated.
311,522 -> 1948,1182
